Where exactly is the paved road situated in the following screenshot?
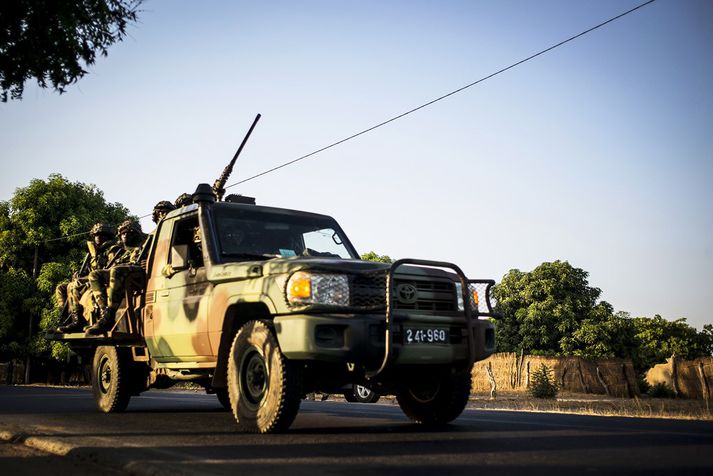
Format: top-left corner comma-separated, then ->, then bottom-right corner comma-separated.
1,385 -> 712,476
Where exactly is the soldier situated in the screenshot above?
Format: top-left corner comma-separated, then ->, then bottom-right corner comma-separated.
152,200 -> 175,224
56,223 -> 119,333
174,193 -> 193,208
85,220 -> 147,336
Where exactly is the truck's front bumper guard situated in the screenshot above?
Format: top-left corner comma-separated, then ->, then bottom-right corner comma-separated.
365,258 -> 500,379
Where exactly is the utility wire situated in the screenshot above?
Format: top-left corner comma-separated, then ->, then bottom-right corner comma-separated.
224,0 -> 655,190
36,212 -> 153,245
33,0 -> 655,246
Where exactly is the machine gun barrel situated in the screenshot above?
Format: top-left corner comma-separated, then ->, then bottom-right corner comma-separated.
213,113 -> 261,201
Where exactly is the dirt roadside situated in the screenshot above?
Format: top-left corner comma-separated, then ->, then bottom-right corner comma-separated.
465,391 -> 713,420
0,439 -> 126,476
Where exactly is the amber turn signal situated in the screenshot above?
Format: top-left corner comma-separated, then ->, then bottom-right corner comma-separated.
288,272 -> 312,300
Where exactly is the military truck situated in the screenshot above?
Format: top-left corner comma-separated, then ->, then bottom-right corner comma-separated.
50,183 -> 498,433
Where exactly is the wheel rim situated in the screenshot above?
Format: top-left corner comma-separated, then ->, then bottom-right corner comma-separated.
240,349 -> 267,407
97,354 -> 112,394
355,385 -> 372,400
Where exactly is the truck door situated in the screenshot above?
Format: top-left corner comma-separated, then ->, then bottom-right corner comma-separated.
143,217 -> 173,357
151,213 -> 214,362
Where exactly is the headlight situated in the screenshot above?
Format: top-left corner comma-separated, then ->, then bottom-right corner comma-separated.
286,271 -> 350,306
455,282 -> 479,312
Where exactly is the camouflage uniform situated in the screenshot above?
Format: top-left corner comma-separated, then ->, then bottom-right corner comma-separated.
56,223 -> 118,333
86,220 -> 147,336
66,239 -> 120,310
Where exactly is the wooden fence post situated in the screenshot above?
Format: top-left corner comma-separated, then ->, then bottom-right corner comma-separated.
671,353 -> 680,398
486,362 -> 497,399
697,361 -> 710,402
596,366 -> 611,396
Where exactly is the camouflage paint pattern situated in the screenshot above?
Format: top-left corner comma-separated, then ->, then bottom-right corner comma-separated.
138,202 -> 494,375
53,197 -> 496,393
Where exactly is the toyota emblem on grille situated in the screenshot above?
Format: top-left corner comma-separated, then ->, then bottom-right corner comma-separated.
396,283 -> 418,304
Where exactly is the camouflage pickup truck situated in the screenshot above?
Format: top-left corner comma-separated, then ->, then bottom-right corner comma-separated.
51,183 -> 498,433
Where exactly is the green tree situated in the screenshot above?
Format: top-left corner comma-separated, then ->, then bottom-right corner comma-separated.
492,260 -> 613,356
491,260 -> 712,375
0,0 -> 142,101
630,315 -> 711,372
563,311 -> 639,360
360,251 -> 393,264
699,324 -> 713,356
0,268 -> 35,358
0,174 -> 130,361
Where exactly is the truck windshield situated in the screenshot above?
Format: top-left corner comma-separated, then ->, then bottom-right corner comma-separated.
213,207 -> 358,262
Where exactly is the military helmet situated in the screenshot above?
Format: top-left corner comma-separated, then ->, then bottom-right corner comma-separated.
174,193 -> 193,208
152,200 -> 176,223
90,223 -> 115,237
117,219 -> 142,236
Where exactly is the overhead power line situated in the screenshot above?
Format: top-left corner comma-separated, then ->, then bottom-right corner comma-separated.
224,0 -> 656,190
36,212 -> 153,245
34,0 -> 655,245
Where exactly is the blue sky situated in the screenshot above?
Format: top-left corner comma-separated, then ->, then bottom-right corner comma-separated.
1,0 -> 711,329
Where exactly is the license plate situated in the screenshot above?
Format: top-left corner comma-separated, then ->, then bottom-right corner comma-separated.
404,327 -> 449,344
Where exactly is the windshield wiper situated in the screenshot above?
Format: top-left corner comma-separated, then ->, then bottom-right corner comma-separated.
222,253 -> 276,261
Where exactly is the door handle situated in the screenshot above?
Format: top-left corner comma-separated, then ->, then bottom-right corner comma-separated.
158,290 -> 170,298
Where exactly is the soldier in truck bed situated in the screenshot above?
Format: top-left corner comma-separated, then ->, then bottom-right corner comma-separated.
85,219 -> 147,336
55,223 -> 120,333
174,193 -> 193,208
152,200 -> 175,224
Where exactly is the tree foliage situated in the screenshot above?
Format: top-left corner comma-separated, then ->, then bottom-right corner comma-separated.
492,261 -> 612,355
0,267 -> 34,355
360,251 -> 393,264
0,0 -> 142,101
492,261 -> 713,374
629,315 -> 712,372
0,174 -> 130,360
0,174 -> 129,270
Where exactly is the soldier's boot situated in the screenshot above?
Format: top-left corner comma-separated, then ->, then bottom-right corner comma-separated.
85,308 -> 116,336
57,312 -> 85,333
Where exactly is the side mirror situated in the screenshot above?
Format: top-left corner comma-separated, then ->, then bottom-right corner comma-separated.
170,245 -> 189,271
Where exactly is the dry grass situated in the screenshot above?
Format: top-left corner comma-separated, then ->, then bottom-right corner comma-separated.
467,391 -> 713,421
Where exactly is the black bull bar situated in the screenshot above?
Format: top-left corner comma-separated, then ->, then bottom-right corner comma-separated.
365,258 -> 500,379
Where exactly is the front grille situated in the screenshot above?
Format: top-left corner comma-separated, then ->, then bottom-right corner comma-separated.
350,272 -> 457,312
392,278 -> 456,311
351,272 -> 386,308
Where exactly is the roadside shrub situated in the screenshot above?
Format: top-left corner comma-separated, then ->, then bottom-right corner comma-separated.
529,364 -> 558,399
648,382 -> 676,399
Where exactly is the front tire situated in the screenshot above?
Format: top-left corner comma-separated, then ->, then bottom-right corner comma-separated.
344,384 -> 380,403
227,320 -> 302,433
91,346 -> 132,413
396,367 -> 472,426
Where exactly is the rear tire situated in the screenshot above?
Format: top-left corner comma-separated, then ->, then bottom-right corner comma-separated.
227,320 -> 302,433
91,346 -> 132,413
396,367 -> 472,426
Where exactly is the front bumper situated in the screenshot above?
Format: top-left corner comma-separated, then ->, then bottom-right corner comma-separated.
274,312 -> 495,366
